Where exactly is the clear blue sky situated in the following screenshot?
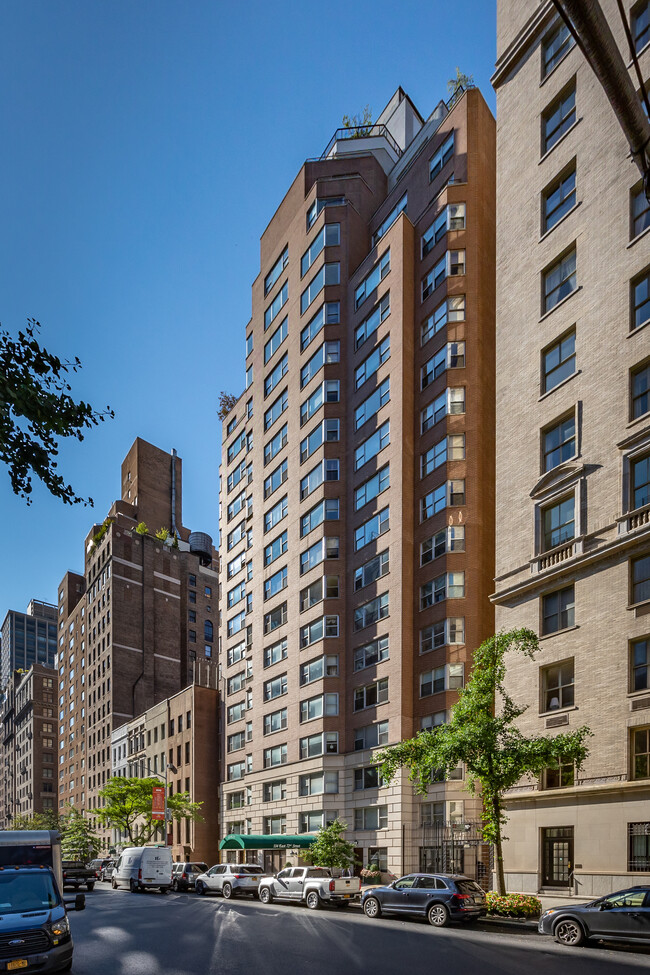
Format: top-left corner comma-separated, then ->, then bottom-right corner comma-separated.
0,0 -> 496,615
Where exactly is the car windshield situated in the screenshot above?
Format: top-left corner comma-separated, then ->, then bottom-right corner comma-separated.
0,871 -> 59,913
238,866 -> 263,874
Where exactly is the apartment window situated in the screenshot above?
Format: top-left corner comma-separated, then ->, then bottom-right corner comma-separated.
543,414 -> 576,472
355,420 -> 390,471
300,419 -> 340,464
300,615 -> 339,648
632,637 -> 649,691
263,602 -> 287,635
227,459 -> 247,493
301,263 -> 340,314
421,343 -> 465,388
263,744 -> 287,768
421,204 -> 466,256
263,567 -> 288,601
543,165 -> 576,233
420,572 -> 465,609
421,296 -> 465,346
632,555 -> 650,605
301,223 -> 340,277
542,21 -> 573,77
421,526 -> 465,565
420,663 -> 464,696
299,771 -> 339,796
633,727 -> 650,779
355,294 -> 390,350
354,335 -> 390,390
300,731 -> 338,758
263,495 -> 288,534
300,693 -> 339,722
227,610 -> 246,638
421,388 -> 465,433
264,389 -> 288,432
264,317 -> 288,364
227,430 -> 247,464
632,183 -> 650,239
353,635 -> 389,671
300,577 -> 323,612
421,252 -> 465,302
355,466 -> 390,511
262,815 -> 286,834
300,654 -> 339,685
542,585 -> 575,634
264,281 -> 288,330
264,353 -> 288,398
632,453 -> 650,509
301,302 -> 340,352
263,674 -> 287,702
355,250 -> 390,309
263,636 -> 287,669
227,731 -> 246,753
429,131 -> 454,182
354,678 -> 388,711
227,640 -> 245,667
355,378 -> 390,431
542,82 -> 576,154
543,496 -> 575,550
354,806 -> 388,830
263,708 -> 287,735
543,758 -> 574,789
354,721 -> 389,751
227,761 -> 246,781
264,530 -> 288,567
634,361 -> 650,423
300,537 -> 339,575
420,484 -> 446,521
372,194 -> 407,246
301,380 -> 340,427
542,660 -> 574,712
264,245 -> 289,296
633,1 -> 650,52
420,619 -> 465,653
354,550 -> 389,591
629,821 -> 650,871
300,499 -> 339,538
263,780 -> 286,801
307,196 -> 345,230
632,268 -> 650,330
301,341 -> 340,389
264,458 -> 288,499
354,766 -> 384,790
542,329 -> 576,393
300,457 -> 338,499
355,507 -> 390,551
543,247 -> 577,313
354,593 -> 389,632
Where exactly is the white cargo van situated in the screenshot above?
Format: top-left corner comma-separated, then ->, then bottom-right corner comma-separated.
111,846 -> 173,893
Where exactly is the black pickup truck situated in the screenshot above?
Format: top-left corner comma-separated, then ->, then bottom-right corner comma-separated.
62,860 -> 96,891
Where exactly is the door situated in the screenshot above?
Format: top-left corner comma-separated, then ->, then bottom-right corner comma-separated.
410,876 -> 439,915
206,865 -> 224,891
596,889 -> 650,939
542,826 -> 573,887
382,876 -> 417,913
272,868 -> 293,899
286,868 -> 306,899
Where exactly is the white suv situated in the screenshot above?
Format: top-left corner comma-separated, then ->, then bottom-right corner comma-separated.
195,863 -> 264,898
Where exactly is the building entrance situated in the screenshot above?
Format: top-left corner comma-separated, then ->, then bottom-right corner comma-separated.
542,826 -> 573,887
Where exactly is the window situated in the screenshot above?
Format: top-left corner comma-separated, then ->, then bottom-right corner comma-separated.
421,204 -> 466,256
542,585 -> 575,634
227,761 -> 246,781
300,576 -> 331,612
264,530 -> 288,567
300,731 -> 338,758
543,166 -> 576,232
542,757 -> 574,789
543,496 -> 575,550
354,550 -> 390,591
301,302 -> 340,352
421,435 -> 465,477
227,430 -> 247,464
354,336 -> 390,390
263,317 -> 288,367
300,498 -> 339,537
421,526 -> 465,564
227,731 -> 246,753
227,641 -> 245,667
264,389 -> 288,431
263,708 -> 288,735
633,454 -> 650,509
421,296 -> 465,346
263,636 -> 287,669
355,250 -> 390,309
263,495 -> 288,533
300,419 -> 339,463
355,294 -> 390,350
264,567 -> 288,601
301,223 -> 340,276
420,484 -> 446,521
355,378 -> 390,431
263,602 -> 287,635
632,268 -> 650,330
632,183 -> 650,239
307,196 -> 344,230
543,415 -> 576,471
354,721 -> 389,750
300,615 -> 339,648
542,82 -> 576,154
300,654 -> 339,685
421,388 -> 465,432
632,554 -> 650,604
633,1 -> 650,52
629,821 -> 650,870
245,364 -> 253,389
429,131 -> 454,181
227,610 -> 246,637
300,693 -> 339,722
264,353 -> 288,398
421,252 -> 465,301
264,281 -> 288,330
301,380 -> 340,427
543,247 -> 577,313
263,744 -> 287,768
355,466 -> 390,511
420,801 -> 444,825
264,459 -> 288,499
300,458 -> 339,500
263,815 -> 286,834
263,673 -> 287,701
372,194 -> 407,247
420,663 -> 464,696
354,635 -> 389,671
301,341 -> 340,388
264,246 -> 289,296
542,329 -> 576,393
300,537 -> 339,575
542,21 -> 574,77
421,343 -> 465,388
542,660 -> 574,711
633,727 -> 650,779
420,572 -> 465,609
299,771 -> 339,796
301,263 -> 340,314
354,593 -> 389,631
227,459 -> 247,493
354,806 -> 388,830
263,780 -> 286,801
354,766 -> 384,790
420,619 -> 465,653
354,678 -> 388,711
355,507 -> 389,551
227,489 -> 246,523
355,420 -> 390,471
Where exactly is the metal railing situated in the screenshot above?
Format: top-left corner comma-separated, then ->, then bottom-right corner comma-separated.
320,124 -> 403,161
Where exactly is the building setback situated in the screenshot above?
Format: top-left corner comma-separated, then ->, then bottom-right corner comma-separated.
218,86 -> 496,878
492,1 -> 650,894
1,600 -> 57,691
57,438 -> 218,847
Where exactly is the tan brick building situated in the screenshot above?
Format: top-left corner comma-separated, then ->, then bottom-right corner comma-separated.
218,86 -> 496,878
492,0 -> 650,894
57,438 -> 218,850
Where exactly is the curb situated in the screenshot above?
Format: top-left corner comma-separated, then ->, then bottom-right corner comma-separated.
477,916 -> 539,933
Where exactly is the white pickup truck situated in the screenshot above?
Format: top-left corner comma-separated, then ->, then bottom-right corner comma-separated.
258,866 -> 360,909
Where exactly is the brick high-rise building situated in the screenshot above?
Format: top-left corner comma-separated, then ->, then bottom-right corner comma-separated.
57,438 -> 218,846
218,86 -> 496,877
492,1 -> 650,894
1,600 -> 57,691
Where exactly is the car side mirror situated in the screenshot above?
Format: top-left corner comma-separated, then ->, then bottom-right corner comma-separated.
65,894 -> 85,912
599,902 -> 610,911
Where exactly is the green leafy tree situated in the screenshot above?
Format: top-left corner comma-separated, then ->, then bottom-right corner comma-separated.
93,777 -> 203,846
0,319 -> 113,505
377,629 -> 592,894
447,67 -> 474,100
217,391 -> 239,421
341,105 -> 373,137
303,818 -> 356,871
60,808 -> 100,863
10,811 -> 61,831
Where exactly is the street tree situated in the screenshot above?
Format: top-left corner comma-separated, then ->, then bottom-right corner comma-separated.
10,811 -> 62,831
303,818 -> 356,871
60,808 -> 100,862
93,777 -> 203,846
377,628 -> 592,894
0,319 -> 113,505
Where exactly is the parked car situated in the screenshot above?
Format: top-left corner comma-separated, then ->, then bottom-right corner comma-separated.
538,885 -> 650,947
111,846 -> 173,893
61,860 -> 96,892
195,863 -> 264,898
258,866 -> 360,910
100,859 -> 117,882
171,862 -> 208,892
361,873 -> 487,927
89,858 -> 114,882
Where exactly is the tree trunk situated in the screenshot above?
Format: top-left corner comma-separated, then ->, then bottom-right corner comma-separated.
493,796 -> 506,894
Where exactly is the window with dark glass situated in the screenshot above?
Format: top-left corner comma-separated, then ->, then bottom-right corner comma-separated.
632,726 -> 650,779
542,660 -> 574,711
633,1 -> 650,53
543,496 -> 575,550
632,454 -> 650,510
543,414 -> 576,471
632,268 -> 650,330
542,329 -> 576,393
542,83 -> 576,154
632,183 -> 650,239
543,166 -> 576,232
632,637 -> 650,691
542,585 -> 575,634
543,247 -> 577,313
542,21 -> 574,76
632,554 -> 650,605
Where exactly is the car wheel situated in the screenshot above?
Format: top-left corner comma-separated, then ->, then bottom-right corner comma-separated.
222,883 -> 233,899
172,879 -> 178,892
111,878 -> 117,890
196,881 -> 206,896
160,887 -> 168,894
259,886 -> 273,905
306,891 -> 320,910
428,903 -> 450,927
86,883 -> 95,892
130,879 -> 138,893
363,896 -> 381,919
554,918 -> 585,947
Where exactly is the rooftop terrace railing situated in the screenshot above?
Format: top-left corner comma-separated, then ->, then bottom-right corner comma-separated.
320,123 -> 403,161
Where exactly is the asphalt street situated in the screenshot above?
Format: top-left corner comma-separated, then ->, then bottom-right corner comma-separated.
67,884 -> 650,975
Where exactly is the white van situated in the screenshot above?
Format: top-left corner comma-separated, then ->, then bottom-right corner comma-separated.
111,846 -> 173,893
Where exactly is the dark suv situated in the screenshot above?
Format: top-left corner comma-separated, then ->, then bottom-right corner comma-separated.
362,873 -> 486,927
171,862 -> 209,892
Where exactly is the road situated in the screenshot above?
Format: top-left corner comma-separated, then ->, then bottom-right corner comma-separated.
67,884 -> 650,975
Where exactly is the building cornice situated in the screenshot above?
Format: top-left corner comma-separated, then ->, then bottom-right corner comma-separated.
505,777 -> 650,805
491,1 -> 555,90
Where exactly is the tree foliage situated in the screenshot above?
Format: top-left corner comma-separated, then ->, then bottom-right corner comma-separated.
0,319 -> 113,505
10,811 -> 62,831
303,818 -> 356,871
60,808 -> 100,862
447,67 -> 475,99
217,391 -> 239,421
93,777 -> 203,846
378,629 -> 592,894
342,106 -> 373,137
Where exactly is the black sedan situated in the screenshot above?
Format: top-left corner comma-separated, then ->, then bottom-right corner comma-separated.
361,873 -> 486,927
539,885 -> 650,946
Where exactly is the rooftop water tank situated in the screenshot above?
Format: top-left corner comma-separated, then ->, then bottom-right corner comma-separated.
189,531 -> 213,564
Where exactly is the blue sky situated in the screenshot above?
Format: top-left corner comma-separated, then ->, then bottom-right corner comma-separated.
0,0 -> 496,616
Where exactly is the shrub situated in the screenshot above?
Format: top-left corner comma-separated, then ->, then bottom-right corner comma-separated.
486,891 -> 542,918
135,521 -> 148,536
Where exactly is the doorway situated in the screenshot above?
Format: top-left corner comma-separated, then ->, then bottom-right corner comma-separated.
542,826 -> 574,887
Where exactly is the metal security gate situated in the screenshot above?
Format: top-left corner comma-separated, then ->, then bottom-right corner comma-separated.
403,822 -> 492,889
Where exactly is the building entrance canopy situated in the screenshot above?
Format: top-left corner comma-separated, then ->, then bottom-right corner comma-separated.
219,834 -> 316,851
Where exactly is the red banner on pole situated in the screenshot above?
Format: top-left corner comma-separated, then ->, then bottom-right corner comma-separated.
152,785 -> 165,820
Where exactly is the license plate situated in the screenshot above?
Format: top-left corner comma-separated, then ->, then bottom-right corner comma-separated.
343,894 -> 351,899
8,961 -> 29,971
251,878 -> 258,883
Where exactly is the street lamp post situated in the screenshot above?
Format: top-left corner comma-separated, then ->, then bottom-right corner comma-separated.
146,761 -> 178,846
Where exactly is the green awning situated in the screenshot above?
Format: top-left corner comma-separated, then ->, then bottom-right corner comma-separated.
219,833 -> 317,851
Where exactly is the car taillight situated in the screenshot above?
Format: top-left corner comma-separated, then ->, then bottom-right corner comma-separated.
182,872 -> 187,879
138,868 -> 142,880
329,880 -> 335,892
233,874 -> 245,879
